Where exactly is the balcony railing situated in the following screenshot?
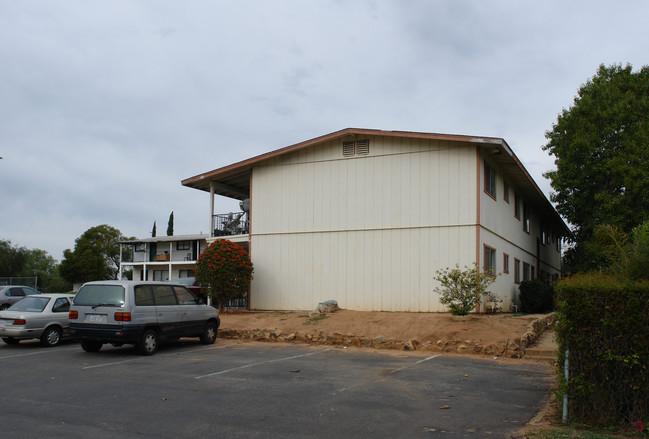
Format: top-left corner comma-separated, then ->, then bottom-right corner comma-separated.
213,212 -> 249,237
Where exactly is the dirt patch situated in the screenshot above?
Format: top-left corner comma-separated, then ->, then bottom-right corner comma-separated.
218,309 -> 552,357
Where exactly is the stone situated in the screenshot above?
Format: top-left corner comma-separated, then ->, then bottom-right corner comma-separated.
315,300 -> 340,314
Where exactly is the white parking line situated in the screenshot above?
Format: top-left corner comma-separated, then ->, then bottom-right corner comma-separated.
195,348 -> 333,379
0,347 -> 79,360
391,355 -> 441,373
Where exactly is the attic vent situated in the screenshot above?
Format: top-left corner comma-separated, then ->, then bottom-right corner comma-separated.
343,141 -> 355,157
356,139 -> 369,155
342,139 -> 370,157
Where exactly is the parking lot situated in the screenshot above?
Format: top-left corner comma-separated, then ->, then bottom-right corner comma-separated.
0,339 -> 551,438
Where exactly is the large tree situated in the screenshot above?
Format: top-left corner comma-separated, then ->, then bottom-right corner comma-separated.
543,63 -> 649,271
59,225 -> 126,284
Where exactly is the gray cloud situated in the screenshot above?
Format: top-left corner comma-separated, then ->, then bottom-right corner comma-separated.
1,0 -> 648,259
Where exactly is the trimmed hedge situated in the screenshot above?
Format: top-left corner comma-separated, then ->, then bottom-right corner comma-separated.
555,273 -> 649,425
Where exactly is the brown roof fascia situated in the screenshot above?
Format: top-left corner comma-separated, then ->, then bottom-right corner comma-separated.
181,128 -> 504,187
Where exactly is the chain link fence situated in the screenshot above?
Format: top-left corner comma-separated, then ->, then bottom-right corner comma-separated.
0,277 -> 38,288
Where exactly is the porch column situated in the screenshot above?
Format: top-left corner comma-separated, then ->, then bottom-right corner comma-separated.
209,182 -> 215,236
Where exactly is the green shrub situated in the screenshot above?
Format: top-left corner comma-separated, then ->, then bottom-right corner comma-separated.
433,264 -> 496,316
518,279 -> 554,313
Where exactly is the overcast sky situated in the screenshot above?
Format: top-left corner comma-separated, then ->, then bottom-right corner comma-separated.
1,1 -> 648,261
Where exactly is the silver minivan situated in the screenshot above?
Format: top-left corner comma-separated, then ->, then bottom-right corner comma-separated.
69,281 -> 220,355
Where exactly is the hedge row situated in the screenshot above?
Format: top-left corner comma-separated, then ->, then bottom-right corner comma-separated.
555,273 -> 649,425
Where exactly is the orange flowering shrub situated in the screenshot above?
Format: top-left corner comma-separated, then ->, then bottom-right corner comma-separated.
195,239 -> 253,311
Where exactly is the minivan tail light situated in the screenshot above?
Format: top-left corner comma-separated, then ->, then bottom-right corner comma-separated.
13,319 -> 26,325
69,310 -> 78,320
114,312 -> 131,322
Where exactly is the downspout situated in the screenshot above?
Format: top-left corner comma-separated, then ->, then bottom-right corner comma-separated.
475,146 -> 481,313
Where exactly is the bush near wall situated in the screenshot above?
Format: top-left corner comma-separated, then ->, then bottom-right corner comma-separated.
555,273 -> 649,425
519,279 -> 554,313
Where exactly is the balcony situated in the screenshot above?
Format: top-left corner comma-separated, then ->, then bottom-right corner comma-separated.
213,212 -> 249,237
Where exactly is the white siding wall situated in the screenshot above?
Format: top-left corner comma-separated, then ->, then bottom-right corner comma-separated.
479,157 -> 563,309
250,136 -> 478,311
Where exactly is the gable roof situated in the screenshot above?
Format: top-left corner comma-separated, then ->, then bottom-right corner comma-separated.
181,128 -> 569,235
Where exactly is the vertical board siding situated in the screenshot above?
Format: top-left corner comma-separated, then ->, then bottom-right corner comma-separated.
249,137 -> 479,311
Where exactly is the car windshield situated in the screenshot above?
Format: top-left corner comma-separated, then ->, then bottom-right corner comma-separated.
9,297 -> 51,312
74,285 -> 125,307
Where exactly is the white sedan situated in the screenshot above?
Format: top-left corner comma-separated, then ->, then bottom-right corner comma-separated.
0,294 -> 76,347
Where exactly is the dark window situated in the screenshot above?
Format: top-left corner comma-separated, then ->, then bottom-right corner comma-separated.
503,182 -> 510,203
176,241 -> 191,251
514,194 -> 521,219
514,259 -> 521,284
484,245 -> 497,275
503,253 -> 510,273
134,285 -> 155,306
9,288 -> 25,297
153,285 -> 177,305
153,270 -> 168,282
523,262 -> 532,281
52,298 -> 70,313
174,287 -> 198,305
484,163 -> 497,199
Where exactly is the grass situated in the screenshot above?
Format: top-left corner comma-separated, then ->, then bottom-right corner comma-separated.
301,315 -> 330,325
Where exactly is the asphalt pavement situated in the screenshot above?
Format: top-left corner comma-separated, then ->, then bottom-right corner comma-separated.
0,339 -> 552,438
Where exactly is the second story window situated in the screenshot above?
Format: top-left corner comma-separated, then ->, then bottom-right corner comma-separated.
176,241 -> 191,251
504,182 -> 510,203
484,163 -> 497,199
514,193 -> 521,219
523,203 -> 530,233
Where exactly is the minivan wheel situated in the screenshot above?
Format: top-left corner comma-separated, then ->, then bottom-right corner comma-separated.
0,304 -> 9,311
40,326 -> 62,347
200,321 -> 218,344
137,329 -> 159,355
81,340 -> 103,352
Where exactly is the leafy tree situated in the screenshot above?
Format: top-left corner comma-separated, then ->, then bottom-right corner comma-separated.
433,264 -> 497,315
167,211 -> 174,236
0,239 -> 27,276
195,239 -> 253,311
543,63 -> 649,271
592,220 -> 649,280
0,240 -> 72,292
59,225 -> 125,284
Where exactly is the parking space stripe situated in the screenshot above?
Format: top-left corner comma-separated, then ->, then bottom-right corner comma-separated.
195,348 -> 333,379
0,347 -> 79,360
390,355 -> 441,373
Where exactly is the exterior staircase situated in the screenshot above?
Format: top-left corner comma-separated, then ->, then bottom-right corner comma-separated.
524,329 -> 558,363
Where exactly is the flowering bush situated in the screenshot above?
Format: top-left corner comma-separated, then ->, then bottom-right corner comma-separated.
195,239 -> 253,311
433,264 -> 497,315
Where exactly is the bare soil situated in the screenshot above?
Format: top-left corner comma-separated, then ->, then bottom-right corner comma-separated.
219,309 -> 548,348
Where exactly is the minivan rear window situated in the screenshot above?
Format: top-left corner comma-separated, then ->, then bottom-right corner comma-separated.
74,285 -> 125,306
